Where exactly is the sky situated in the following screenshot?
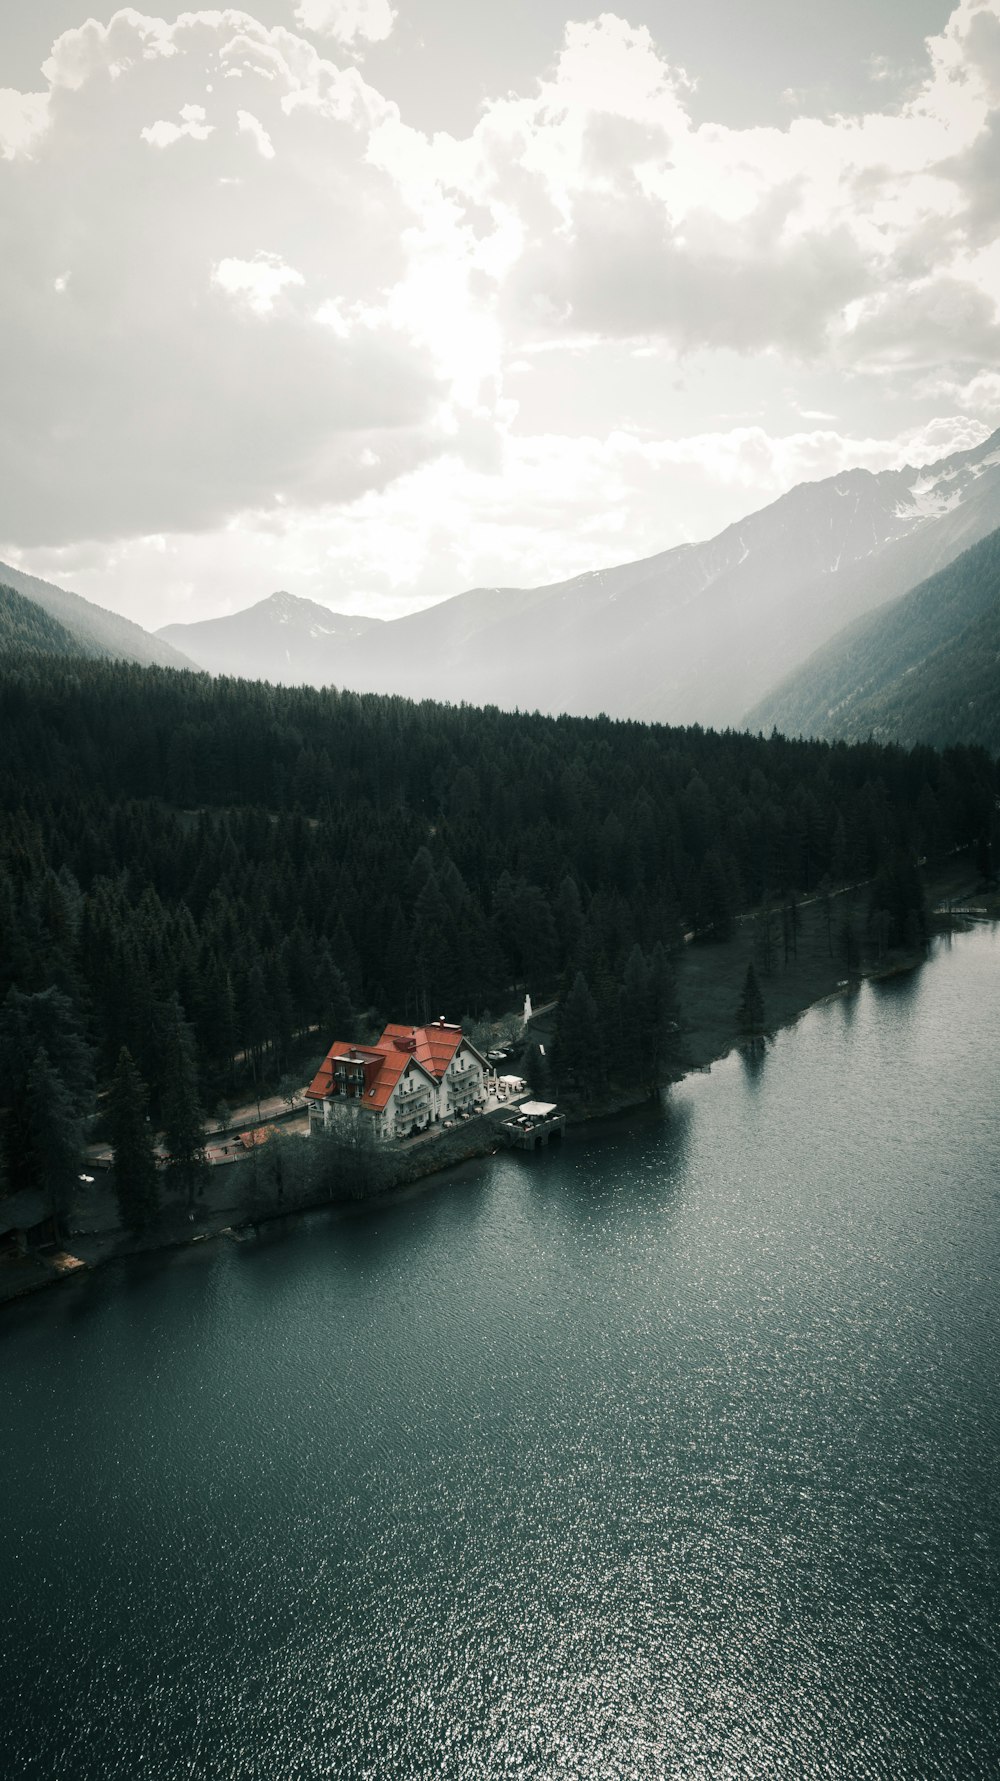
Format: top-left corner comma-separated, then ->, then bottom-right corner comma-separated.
1,0 -> 999,630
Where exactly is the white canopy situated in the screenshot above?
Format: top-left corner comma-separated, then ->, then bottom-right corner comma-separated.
519,1101 -> 556,1117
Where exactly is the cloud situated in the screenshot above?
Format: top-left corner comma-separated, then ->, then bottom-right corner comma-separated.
839,276 -> 1000,372
213,251 -> 304,314
371,3 -> 1000,370
0,9 -> 442,545
237,108 -> 275,158
506,184 -> 872,354
0,2 -> 998,619
950,0 -> 1000,98
916,365 -> 1000,416
938,112 -> 1000,239
0,87 -> 49,158
10,411 -> 992,638
294,1 -> 396,48
141,102 -> 214,148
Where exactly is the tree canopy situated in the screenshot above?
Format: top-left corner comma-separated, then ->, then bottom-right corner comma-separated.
0,653 -> 994,1139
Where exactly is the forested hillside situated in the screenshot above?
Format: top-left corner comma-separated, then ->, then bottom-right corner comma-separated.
0,559 -> 196,670
1,656 -> 996,1209
0,584 -> 85,659
748,527 -> 1000,751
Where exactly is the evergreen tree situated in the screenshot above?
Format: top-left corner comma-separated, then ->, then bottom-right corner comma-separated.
647,941 -> 681,1082
839,906 -> 861,975
697,849 -> 735,941
552,971 -> 606,1101
510,883 -> 560,993
414,871 -> 458,1020
520,1039 -> 552,1101
621,943 -> 653,1076
0,987 -> 94,1197
108,1047 -> 160,1230
554,875 -> 585,974
316,945 -> 355,1038
25,1046 -> 82,1240
737,963 -> 766,1036
869,852 -> 928,950
782,892 -> 801,964
160,999 -> 207,1207
818,875 -> 835,957
754,900 -> 778,976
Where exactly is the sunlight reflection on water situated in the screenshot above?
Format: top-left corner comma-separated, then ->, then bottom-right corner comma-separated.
2,927 -> 999,1779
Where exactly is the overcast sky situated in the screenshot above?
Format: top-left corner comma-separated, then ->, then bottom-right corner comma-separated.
1,1 -> 998,629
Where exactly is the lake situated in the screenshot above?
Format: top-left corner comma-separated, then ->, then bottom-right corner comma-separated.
2,925 -> 999,1780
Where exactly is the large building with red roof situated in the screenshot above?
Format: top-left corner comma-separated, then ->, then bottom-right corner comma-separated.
306,1019 -> 489,1140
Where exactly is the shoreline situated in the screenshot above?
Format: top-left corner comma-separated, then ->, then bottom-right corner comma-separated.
3,877 -> 995,1312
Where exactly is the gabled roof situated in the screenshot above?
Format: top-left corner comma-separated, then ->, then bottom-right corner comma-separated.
306,1036 -> 438,1113
378,1022 -> 488,1079
305,1040 -> 383,1103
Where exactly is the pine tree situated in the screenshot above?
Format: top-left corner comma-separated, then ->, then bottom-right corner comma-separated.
25,1047 -> 82,1241
160,999 -> 207,1207
839,905 -> 861,975
414,871 -> 458,1020
554,875 -> 584,973
316,944 -> 355,1037
0,987 -> 95,1197
108,1047 -> 160,1230
697,849 -> 735,941
737,963 -> 766,1036
647,941 -> 681,1081
621,943 -> 653,1077
521,1039 -> 552,1101
552,971 -> 606,1102
754,900 -> 778,976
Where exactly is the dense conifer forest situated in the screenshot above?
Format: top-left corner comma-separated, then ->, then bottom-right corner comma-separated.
0,584 -> 85,660
1,653 -> 997,1212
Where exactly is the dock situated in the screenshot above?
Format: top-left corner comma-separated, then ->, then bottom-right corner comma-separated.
500,1100 -> 565,1151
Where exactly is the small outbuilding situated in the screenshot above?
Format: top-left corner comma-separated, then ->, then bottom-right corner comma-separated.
501,1101 -> 565,1151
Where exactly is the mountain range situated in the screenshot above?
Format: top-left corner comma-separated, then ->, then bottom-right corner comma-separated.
157,592 -> 382,684
158,427 -> 1000,731
4,426 -> 999,751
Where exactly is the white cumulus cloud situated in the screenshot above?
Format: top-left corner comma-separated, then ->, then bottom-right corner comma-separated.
0,87 -> 49,158
213,252 -> 304,313
0,1 -> 998,628
294,1 -> 396,48
141,102 -> 214,148
237,108 -> 275,158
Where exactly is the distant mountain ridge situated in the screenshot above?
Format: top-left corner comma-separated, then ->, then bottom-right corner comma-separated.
157,428 -> 1000,728
0,560 -> 196,671
158,590 -> 383,684
746,524 -> 1000,754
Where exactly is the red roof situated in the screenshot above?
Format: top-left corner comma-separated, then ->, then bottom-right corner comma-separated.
378,1021 -> 466,1079
305,1040 -> 384,1104
307,1021 -> 485,1114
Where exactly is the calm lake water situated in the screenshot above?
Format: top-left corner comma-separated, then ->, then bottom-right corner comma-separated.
2,926 -> 999,1780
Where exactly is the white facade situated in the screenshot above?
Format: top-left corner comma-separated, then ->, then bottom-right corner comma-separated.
308,1029 -> 489,1142
386,1060 -> 438,1138
438,1041 -> 487,1120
